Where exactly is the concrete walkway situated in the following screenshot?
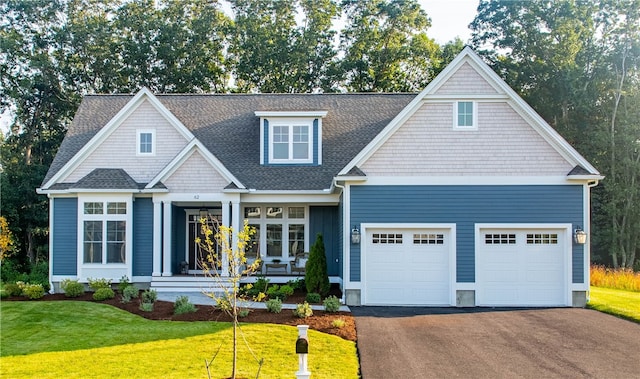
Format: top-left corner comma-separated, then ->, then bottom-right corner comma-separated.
156,291 -> 350,312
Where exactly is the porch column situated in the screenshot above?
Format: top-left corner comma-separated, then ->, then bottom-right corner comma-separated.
231,200 -> 241,275
221,202 -> 230,277
152,200 -> 162,277
162,201 -> 172,276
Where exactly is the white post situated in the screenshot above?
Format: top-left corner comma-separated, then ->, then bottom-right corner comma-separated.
162,201 -> 172,276
296,325 -> 311,379
152,199 -> 162,277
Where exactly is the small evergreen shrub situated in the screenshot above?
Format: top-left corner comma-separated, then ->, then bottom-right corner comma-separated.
139,302 -> 154,312
238,308 -> 250,318
293,302 -> 313,318
3,283 -> 22,297
141,289 -> 158,304
323,295 -> 341,313
287,278 -> 304,290
279,284 -> 294,297
61,279 -> 85,298
305,234 -> 330,296
118,275 -> 131,293
331,318 -> 346,328
305,292 -> 321,303
88,277 -> 112,290
174,296 -> 197,315
121,285 -> 139,303
93,287 -> 115,301
265,298 -> 282,313
23,283 -> 45,299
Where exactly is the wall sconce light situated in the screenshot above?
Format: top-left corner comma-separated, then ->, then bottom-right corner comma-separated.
199,208 -> 208,219
574,227 -> 587,244
351,226 -> 361,244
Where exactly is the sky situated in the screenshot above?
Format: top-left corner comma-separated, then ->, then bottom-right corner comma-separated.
0,0 -> 480,134
419,0 -> 479,44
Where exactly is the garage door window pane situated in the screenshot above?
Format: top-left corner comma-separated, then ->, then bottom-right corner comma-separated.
526,233 -> 558,244
372,233 -> 402,244
413,233 -> 444,244
485,234 -> 516,244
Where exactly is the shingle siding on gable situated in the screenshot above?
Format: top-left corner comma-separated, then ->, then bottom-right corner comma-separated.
133,198 -> 153,276
349,185 -> 585,283
435,62 -> 499,95
66,100 -> 189,183
361,102 -> 573,176
52,198 -> 78,275
163,151 -> 228,192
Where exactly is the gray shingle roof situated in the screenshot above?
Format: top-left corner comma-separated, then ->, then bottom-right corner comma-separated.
73,168 -> 143,190
43,93 -> 416,191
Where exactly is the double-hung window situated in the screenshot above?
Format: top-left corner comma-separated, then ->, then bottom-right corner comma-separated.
82,200 -> 128,264
454,101 -> 477,129
137,129 -> 155,155
270,122 -> 312,163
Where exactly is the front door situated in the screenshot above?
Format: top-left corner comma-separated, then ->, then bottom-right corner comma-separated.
186,210 -> 221,272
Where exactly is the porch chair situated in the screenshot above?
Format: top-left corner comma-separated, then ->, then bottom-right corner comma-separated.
291,252 -> 308,276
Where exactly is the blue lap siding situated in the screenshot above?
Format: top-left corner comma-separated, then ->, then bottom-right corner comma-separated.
52,198 -> 78,275
349,185 -> 584,283
132,198 -> 153,276
309,206 -> 340,276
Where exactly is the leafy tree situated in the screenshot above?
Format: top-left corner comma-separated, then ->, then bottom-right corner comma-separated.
305,233 -> 330,296
0,216 -> 16,261
339,0 -> 440,92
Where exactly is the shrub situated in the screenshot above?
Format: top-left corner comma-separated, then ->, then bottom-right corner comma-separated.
139,302 -> 154,312
305,292 -> 321,303
3,282 -> 23,297
267,284 -> 295,300
1,259 -> 26,283
293,302 -> 313,318
331,318 -> 346,328
279,284 -> 294,297
174,296 -> 197,315
88,277 -> 112,290
305,234 -> 330,296
27,262 -> 50,292
121,285 -> 139,303
238,308 -> 250,318
61,279 -> 85,298
266,298 -> 282,313
141,289 -> 158,304
323,295 -> 341,313
23,283 -> 45,299
244,277 -> 270,298
118,275 -> 131,293
287,278 -> 304,290
93,287 -> 115,301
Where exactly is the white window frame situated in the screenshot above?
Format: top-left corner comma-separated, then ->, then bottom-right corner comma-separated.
136,129 -> 156,156
243,205 -> 309,262
453,101 -> 478,130
268,119 -> 313,164
77,195 -> 133,281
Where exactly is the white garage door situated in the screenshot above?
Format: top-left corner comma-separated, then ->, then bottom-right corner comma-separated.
477,229 -> 568,306
364,228 -> 452,305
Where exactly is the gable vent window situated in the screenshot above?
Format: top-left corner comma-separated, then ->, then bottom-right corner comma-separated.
413,233 -> 444,245
485,233 -> 516,244
454,101 -> 477,129
526,233 -> 558,245
372,233 -> 403,244
137,129 -> 155,155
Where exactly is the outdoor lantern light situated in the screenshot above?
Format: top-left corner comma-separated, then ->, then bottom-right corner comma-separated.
199,208 -> 208,219
574,227 -> 587,244
351,226 -> 361,244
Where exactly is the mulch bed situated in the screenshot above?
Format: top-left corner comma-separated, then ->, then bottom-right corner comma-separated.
5,286 -> 357,342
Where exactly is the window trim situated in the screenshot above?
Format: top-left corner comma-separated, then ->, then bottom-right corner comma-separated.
136,129 -> 156,156
453,101 -> 478,130
267,119 -> 314,164
243,205 -> 309,261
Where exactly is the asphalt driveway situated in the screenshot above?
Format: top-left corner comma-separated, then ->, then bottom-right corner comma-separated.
352,307 -> 640,379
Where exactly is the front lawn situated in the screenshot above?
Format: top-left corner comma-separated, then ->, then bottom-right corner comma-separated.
1,301 -> 358,379
588,286 -> 640,323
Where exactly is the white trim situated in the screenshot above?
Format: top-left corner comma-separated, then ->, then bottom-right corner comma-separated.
353,176 -> 581,186
453,101 -> 478,130
240,193 -> 340,204
475,223 -> 572,307
42,88 -> 194,189
255,111 -> 328,118
338,47 -> 600,177
152,199 -> 162,276
146,139 -> 245,190
136,129 -> 156,156
360,223 -> 457,306
48,199 -> 54,292
162,201 -> 172,276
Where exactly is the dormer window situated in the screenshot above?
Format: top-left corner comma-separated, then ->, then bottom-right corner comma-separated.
256,111 -> 327,165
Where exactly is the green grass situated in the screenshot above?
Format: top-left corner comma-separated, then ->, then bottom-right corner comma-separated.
588,286 -> 640,323
1,301 -> 358,378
